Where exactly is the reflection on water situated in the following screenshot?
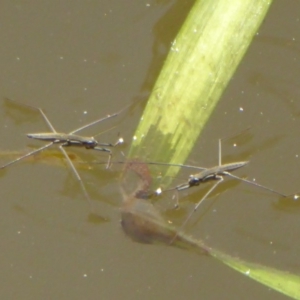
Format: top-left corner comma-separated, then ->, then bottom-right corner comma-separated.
120,159 -> 210,255
0,149 -> 90,169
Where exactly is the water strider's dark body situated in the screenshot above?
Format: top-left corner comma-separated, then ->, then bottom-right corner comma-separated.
27,132 -> 113,150
180,161 -> 249,189
120,160 -> 210,255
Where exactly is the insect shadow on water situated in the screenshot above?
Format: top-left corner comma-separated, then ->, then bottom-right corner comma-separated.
1,98 -> 128,216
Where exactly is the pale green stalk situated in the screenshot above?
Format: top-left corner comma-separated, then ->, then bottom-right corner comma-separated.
129,0 -> 273,187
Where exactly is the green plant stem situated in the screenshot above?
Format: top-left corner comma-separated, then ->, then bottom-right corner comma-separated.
129,0 -> 273,188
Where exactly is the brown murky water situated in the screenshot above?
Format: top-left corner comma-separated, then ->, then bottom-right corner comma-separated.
0,1 -> 299,299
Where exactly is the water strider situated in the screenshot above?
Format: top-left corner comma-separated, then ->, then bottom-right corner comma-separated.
156,135 -> 290,199
154,137 -> 297,234
1,98 -> 129,211
153,135 -> 298,239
